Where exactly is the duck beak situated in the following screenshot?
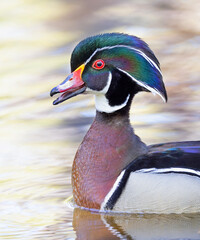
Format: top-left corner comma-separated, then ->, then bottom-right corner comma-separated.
50,64 -> 86,105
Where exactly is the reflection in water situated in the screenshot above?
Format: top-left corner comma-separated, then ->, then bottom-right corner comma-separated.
73,209 -> 118,240
73,208 -> 200,240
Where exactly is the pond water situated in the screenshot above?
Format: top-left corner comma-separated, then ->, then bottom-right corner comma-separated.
1,0 -> 200,239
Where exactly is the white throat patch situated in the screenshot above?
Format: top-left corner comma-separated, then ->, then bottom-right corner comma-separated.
94,72 -> 130,113
95,94 -> 130,113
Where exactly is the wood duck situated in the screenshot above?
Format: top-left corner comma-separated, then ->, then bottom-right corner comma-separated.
50,33 -> 200,214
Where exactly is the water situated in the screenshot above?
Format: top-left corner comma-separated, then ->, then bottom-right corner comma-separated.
1,0 -> 200,239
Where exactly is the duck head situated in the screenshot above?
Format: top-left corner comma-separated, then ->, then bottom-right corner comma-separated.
50,33 -> 167,113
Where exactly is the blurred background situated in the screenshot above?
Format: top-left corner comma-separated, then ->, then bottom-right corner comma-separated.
0,0 -> 200,239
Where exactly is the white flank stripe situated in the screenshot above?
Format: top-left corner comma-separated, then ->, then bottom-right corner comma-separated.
135,168 -> 156,173
112,171 -> 200,213
85,45 -> 162,75
135,167 -> 200,177
100,170 -> 125,211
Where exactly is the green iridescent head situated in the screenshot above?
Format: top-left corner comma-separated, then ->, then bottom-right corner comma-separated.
51,33 -> 167,113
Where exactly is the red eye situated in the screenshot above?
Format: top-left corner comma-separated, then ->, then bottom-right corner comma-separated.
92,59 -> 105,70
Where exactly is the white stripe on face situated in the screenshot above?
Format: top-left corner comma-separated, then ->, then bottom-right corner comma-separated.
84,44 -> 165,102
85,70 -> 112,93
85,45 -> 162,76
117,68 -> 166,102
87,71 -> 130,113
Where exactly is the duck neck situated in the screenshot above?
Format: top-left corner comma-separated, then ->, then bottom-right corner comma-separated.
72,105 -> 148,210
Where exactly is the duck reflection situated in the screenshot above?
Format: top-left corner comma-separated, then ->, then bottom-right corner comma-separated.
73,208 -> 200,240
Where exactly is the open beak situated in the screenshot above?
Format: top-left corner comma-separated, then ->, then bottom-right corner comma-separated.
50,64 -> 86,105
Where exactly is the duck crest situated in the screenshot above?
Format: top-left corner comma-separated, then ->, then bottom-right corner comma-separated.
71,33 -> 160,71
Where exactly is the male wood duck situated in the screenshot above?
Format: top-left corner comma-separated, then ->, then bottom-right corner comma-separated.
50,33 -> 200,214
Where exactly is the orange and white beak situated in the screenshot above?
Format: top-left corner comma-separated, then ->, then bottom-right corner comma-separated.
50,64 -> 86,105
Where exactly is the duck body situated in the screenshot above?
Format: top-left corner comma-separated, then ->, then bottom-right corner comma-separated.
103,141 -> 200,213
51,33 -> 200,214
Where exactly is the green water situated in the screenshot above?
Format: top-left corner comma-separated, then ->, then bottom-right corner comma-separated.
1,0 -> 200,239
